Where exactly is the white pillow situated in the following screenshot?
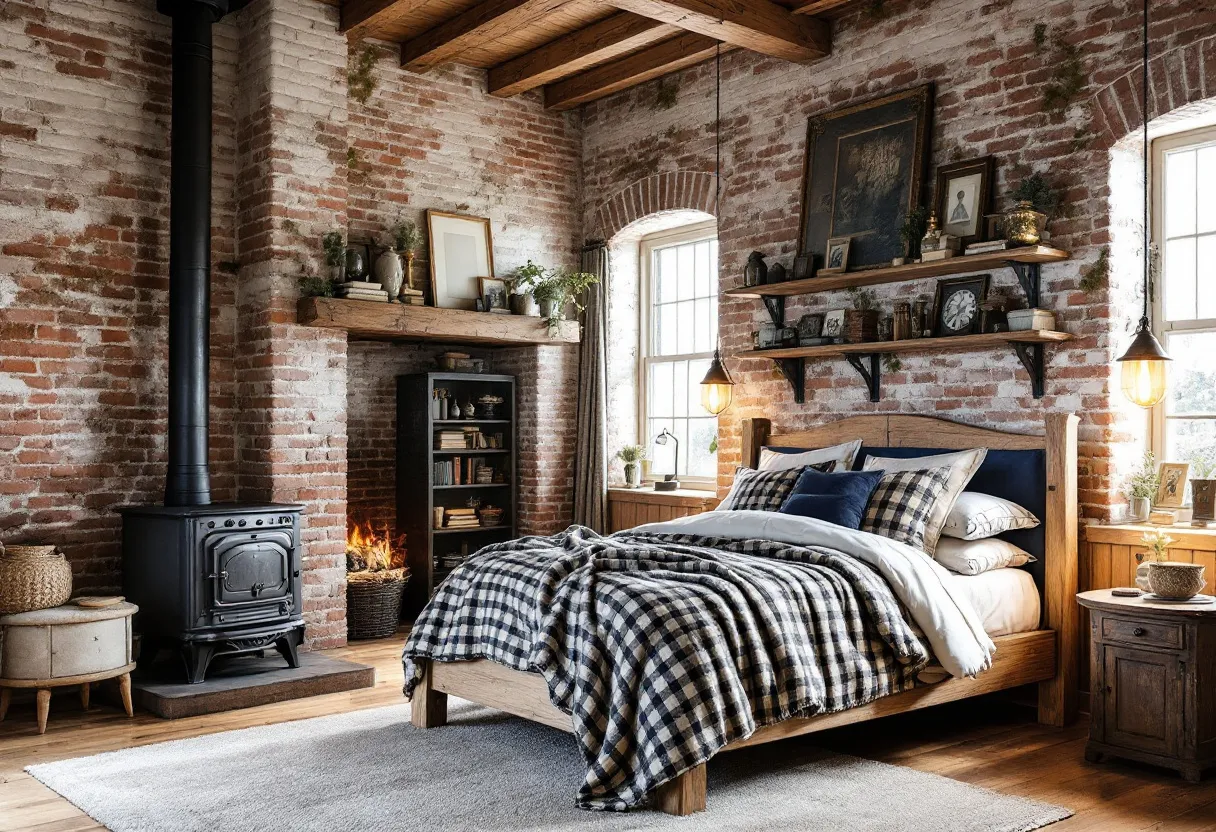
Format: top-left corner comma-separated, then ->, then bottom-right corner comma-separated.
942,492 -> 1040,540
935,537 -> 1036,576
861,448 -> 987,555
758,439 -> 861,473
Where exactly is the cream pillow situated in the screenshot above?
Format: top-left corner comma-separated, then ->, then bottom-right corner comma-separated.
942,491 -> 1040,540
861,448 -> 987,555
758,439 -> 861,473
935,537 -> 1035,576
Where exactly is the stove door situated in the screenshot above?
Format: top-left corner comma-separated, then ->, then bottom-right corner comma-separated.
208,531 -> 294,607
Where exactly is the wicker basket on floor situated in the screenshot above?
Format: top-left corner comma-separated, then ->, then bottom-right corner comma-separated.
0,544 -> 73,615
346,568 -> 408,640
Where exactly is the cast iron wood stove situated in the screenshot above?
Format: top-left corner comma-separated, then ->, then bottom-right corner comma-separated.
121,0 -> 305,684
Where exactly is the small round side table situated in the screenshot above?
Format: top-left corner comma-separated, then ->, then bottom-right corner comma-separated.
0,602 -> 137,734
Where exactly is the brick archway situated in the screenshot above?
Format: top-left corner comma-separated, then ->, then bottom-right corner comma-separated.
590,171 -> 718,241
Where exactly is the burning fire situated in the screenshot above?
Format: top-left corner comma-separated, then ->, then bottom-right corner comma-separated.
346,521 -> 403,572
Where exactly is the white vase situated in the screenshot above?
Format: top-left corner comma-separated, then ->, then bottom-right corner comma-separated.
624,463 -> 640,488
1130,496 -> 1151,523
375,249 -> 404,300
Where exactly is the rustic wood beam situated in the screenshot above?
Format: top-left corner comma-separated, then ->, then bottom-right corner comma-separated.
791,0 -> 855,14
603,0 -> 829,63
544,32 -> 733,111
400,0 -> 564,73
340,0 -> 400,40
488,12 -> 675,98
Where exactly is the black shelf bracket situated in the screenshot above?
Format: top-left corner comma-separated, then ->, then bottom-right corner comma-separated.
846,354 -> 881,403
1007,261 -> 1041,309
774,357 -> 805,403
763,296 -> 785,327
1013,342 -> 1045,399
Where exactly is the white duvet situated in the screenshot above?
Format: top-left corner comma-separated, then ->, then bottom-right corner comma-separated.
631,510 -> 997,679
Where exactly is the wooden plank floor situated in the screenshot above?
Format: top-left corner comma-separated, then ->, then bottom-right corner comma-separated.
2,635 -> 1214,831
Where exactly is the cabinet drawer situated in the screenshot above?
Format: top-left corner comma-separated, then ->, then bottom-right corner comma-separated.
1100,617 -> 1184,650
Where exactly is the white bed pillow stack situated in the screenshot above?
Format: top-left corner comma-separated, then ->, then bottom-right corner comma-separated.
935,537 -> 1036,576
935,491 -> 1041,575
860,448 -> 987,556
757,439 -> 862,473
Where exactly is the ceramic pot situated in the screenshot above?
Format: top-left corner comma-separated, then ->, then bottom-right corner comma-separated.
624,462 -> 640,488
1130,496 -> 1151,523
374,249 -> 404,299
1148,561 -> 1207,600
538,298 -> 560,320
344,247 -> 366,280
1004,201 -> 1048,245
510,293 -> 539,317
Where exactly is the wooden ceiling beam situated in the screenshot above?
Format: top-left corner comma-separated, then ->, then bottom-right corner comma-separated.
400,0 -> 565,73
791,0 -> 855,14
544,32 -> 733,111
340,0 -> 402,41
603,0 -> 829,63
488,12 -> 676,98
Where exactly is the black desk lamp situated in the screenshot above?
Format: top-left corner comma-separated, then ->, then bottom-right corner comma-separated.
654,428 -> 680,492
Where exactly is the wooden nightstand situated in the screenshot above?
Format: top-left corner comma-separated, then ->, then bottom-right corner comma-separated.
606,488 -> 719,533
1077,590 -> 1216,782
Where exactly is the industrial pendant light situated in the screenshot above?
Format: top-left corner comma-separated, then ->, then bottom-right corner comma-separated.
699,43 -> 735,416
1117,0 -> 1171,408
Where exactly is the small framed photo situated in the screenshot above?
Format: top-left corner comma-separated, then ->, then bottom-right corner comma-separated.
820,237 -> 851,275
797,312 -> 824,341
935,156 -> 995,248
1156,462 -> 1190,508
823,309 -> 846,340
792,254 -> 814,282
932,274 -> 990,337
479,277 -> 510,314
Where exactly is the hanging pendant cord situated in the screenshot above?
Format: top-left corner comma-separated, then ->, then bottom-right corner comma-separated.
715,42 -> 722,209
1142,0 -> 1151,326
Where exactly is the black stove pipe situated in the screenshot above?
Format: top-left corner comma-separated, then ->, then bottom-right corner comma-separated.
160,0 -> 233,506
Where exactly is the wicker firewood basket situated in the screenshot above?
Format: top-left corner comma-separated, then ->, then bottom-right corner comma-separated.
346,568 -> 408,640
0,544 -> 73,615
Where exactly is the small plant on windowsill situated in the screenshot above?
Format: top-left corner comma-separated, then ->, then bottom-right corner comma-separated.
616,445 -> 648,488
1125,450 -> 1160,523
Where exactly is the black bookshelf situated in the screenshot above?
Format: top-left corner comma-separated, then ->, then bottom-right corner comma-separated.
396,372 -> 517,620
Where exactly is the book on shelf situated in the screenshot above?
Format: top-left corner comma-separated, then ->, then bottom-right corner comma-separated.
965,240 -> 1012,254
446,507 -> 477,516
338,280 -> 382,290
338,290 -> 389,301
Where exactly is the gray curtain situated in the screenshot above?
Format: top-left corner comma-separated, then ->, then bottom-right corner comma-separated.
574,243 -> 609,531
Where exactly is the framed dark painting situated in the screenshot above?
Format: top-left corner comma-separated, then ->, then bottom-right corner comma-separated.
935,156 -> 995,248
798,84 -> 934,271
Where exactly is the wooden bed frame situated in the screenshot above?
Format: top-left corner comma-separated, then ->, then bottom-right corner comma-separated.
410,413 -> 1081,815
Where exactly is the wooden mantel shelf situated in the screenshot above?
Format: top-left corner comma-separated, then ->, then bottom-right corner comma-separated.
297,297 -> 580,346
723,246 -> 1070,298
736,329 -> 1072,361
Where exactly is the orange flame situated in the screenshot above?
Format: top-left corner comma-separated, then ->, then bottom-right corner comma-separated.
346,520 -> 402,571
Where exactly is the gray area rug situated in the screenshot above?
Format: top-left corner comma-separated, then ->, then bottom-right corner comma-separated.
28,699 -> 1071,832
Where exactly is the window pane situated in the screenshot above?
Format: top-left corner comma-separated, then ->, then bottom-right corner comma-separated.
657,249 -> 676,303
1165,331 -> 1216,416
672,360 -> 688,418
1199,235 -> 1216,319
694,242 -> 712,298
676,245 -> 695,300
1199,145 -> 1216,235
657,303 -> 677,355
675,301 -> 695,353
1164,236 -> 1197,321
687,418 -> 718,478
650,362 -> 673,416
1165,418 -> 1216,474
1166,148 -> 1197,238
694,298 -> 711,353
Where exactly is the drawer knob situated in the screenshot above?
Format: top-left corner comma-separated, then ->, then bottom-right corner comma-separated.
1133,627 -> 1146,637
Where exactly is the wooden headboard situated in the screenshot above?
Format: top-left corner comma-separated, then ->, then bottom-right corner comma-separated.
741,412 -> 1080,726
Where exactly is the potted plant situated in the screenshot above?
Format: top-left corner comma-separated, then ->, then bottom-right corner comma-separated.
533,269 -> 600,335
845,287 -> 879,343
1125,451 -> 1159,523
898,206 -> 929,264
345,523 -> 409,640
392,219 -> 424,298
1005,173 -> 1058,245
508,261 -> 545,316
616,444 -> 647,488
322,230 -> 346,282
1138,529 -> 1206,599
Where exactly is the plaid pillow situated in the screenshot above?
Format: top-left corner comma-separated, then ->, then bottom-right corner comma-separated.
861,467 -> 953,551
719,462 -> 834,512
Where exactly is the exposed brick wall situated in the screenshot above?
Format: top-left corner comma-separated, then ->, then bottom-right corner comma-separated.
581,0 -> 1216,522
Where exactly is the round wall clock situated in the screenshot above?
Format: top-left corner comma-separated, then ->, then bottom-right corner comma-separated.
932,274 -> 991,337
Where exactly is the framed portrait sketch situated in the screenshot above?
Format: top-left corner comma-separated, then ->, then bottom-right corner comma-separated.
935,156 -> 995,248
479,277 -> 510,314
820,237 -> 851,275
799,84 -> 934,271
1156,462 -> 1190,508
426,210 -> 494,310
823,310 -> 846,340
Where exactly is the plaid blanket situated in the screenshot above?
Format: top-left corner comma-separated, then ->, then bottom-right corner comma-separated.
403,525 -> 931,811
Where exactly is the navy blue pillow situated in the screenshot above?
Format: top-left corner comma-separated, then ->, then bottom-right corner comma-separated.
778,468 -> 885,530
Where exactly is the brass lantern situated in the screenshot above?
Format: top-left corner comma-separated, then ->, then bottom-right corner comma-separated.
1118,317 -> 1171,408
699,348 -> 735,415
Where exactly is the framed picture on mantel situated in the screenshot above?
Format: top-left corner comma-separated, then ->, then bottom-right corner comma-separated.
426,210 -> 494,310
798,84 -> 934,272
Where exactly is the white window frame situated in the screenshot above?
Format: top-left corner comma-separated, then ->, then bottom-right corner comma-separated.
638,220 -> 719,491
1150,125 -> 1216,462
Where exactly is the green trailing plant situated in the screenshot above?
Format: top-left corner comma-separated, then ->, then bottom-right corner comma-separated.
883,355 -> 903,373
616,444 -> 648,464
347,146 -> 364,171
1079,246 -> 1110,294
899,206 -> 929,259
322,230 -> 346,268
299,274 -> 337,298
392,219 -> 423,255
1126,451 -> 1160,502
1011,172 -> 1061,220
347,45 -> 378,105
652,77 -> 680,111
509,260 -> 547,295
1042,30 -> 1086,119
533,269 -> 600,334
708,435 -> 718,454
848,287 -> 878,311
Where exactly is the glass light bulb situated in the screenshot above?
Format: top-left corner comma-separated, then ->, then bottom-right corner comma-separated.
1120,358 -> 1169,409
700,382 -> 733,416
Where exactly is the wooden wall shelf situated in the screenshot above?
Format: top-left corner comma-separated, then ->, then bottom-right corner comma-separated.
737,330 -> 1073,402
723,246 -> 1070,299
298,297 -> 580,346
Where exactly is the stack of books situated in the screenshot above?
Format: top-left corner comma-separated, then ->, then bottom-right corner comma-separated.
436,430 -> 469,450
400,286 -> 425,306
433,456 -> 490,485
965,239 -> 1013,255
337,280 -> 389,302
444,508 -> 480,529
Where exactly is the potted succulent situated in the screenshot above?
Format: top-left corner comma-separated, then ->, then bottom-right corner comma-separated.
508,261 -> 545,317
322,230 -> 346,282
1125,451 -> 1159,523
845,287 -> 879,343
345,523 -> 409,640
533,269 -> 600,335
616,444 -> 647,488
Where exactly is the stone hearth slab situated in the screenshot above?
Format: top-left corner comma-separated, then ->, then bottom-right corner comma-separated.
131,652 -> 375,719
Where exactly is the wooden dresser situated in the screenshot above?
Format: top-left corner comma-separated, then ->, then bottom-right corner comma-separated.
607,488 -> 719,533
